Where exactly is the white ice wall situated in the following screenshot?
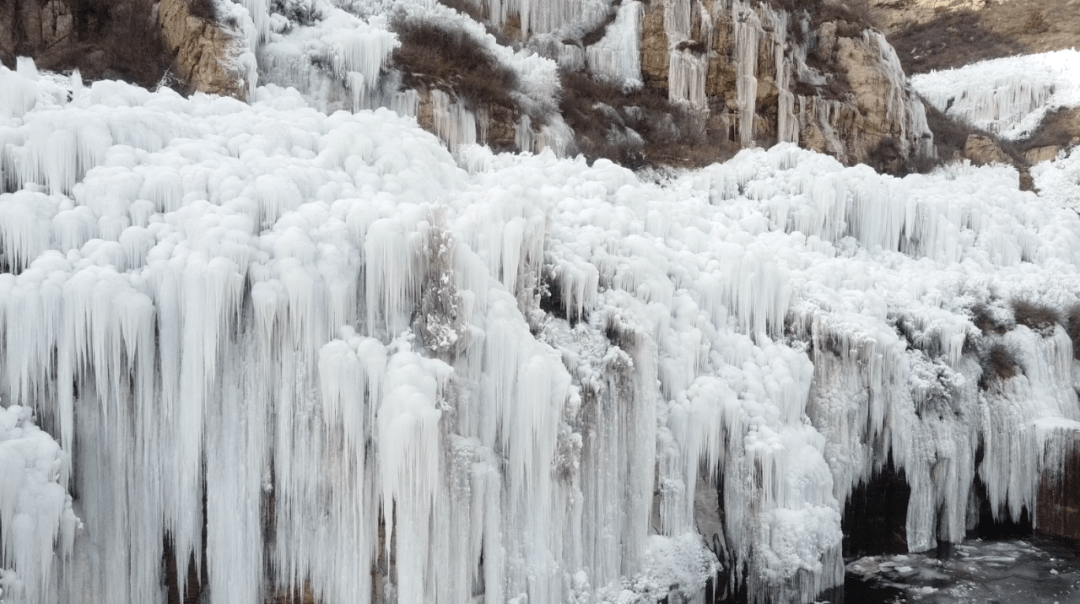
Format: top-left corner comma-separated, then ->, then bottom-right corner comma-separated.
2,61 -> 1080,604
912,49 -> 1080,141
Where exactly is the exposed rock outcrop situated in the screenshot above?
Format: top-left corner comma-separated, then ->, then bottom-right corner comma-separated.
1037,428 -> 1080,543
382,0 -> 935,170
158,0 -> 255,99
631,0 -> 932,168
1,0 -> 251,98
6,0 -> 933,171
963,134 -> 1011,165
0,0 -> 75,60
0,0 -> 166,85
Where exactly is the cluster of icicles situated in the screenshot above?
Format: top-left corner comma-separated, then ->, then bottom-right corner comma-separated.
1,54 -> 1080,604
248,0 -> 933,161
912,49 -> 1080,141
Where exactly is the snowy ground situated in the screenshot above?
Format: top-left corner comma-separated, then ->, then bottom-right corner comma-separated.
1033,144 -> 1080,211
1,30 -> 1080,604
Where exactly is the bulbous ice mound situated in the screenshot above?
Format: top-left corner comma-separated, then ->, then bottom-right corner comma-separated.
0,405 -> 78,604
1,59 -> 1079,604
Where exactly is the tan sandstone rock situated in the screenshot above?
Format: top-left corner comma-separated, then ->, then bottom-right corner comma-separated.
640,2 -> 669,89
1025,145 -> 1062,164
159,0 -> 250,99
963,134 -> 1011,165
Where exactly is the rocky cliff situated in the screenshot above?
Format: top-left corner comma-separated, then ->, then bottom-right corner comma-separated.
635,0 -> 933,166
0,0 -> 252,97
408,0 -> 935,170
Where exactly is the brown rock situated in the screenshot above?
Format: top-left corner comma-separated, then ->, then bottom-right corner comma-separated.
41,1 -> 74,49
963,134 -> 1011,165
1024,145 -> 1062,164
481,103 -> 518,151
416,89 -> 436,134
640,1 -> 668,90
1037,429 -> 1080,542
836,37 -> 893,119
159,0 -> 250,99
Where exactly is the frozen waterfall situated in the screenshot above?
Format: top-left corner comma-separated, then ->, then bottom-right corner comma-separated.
1,8 -> 1080,604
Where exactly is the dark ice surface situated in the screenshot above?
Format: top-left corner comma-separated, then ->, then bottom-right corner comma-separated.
840,537 -> 1080,604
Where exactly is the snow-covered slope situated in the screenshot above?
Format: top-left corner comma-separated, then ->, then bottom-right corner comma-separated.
911,49 -> 1080,141
1033,144 -> 1080,212
1,54 -> 1079,604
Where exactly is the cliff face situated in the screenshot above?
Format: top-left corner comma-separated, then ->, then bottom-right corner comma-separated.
0,0 -> 251,98
633,0 -> 932,168
158,0 -> 256,99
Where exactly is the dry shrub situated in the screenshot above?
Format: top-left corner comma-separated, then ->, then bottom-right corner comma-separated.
815,3 -> 876,36
1012,299 -> 1061,333
865,136 -> 939,176
1066,303 -> 1080,361
270,0 -> 322,26
391,17 -> 518,111
558,70 -> 731,170
436,0 -> 486,24
763,0 -> 876,46
418,211 -> 464,360
188,0 -> 217,21
675,39 -> 708,53
434,0 -> 518,46
1021,9 -> 1047,34
799,53 -> 852,102
970,304 -> 1007,334
920,96 -> 973,163
979,343 -> 1018,389
887,9 -> 1027,74
1017,107 -> 1080,151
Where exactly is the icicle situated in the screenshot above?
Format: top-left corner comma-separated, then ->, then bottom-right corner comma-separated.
911,49 -> 1080,140
586,1 -> 644,89
0,62 -> 39,119
428,90 -> 478,153
734,4 -> 760,146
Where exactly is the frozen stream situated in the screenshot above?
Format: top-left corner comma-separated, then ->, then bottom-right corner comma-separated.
845,537 -> 1080,604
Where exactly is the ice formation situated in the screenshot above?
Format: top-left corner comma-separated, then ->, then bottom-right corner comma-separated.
911,49 -> 1080,140
0,406 -> 78,604
244,0 -> 932,162
1033,144 -> 1080,211
254,0 -> 569,155
2,33 -> 1080,604
585,0 -> 644,89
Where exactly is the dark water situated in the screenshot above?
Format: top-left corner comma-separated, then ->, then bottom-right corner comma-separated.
839,537 -> 1080,604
